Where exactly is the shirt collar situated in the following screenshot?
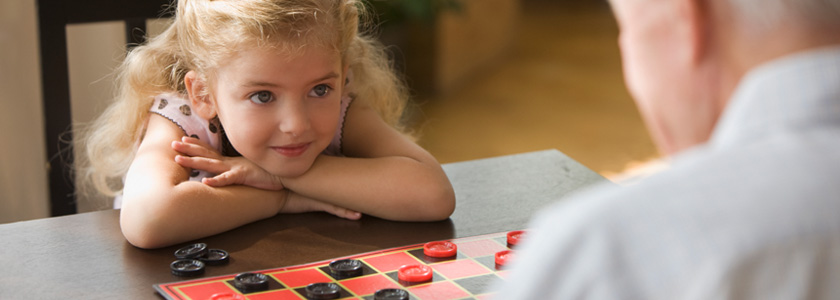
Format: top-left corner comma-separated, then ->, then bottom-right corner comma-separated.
709,46 -> 840,148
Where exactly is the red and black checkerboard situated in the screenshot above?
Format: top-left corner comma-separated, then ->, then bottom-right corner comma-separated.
154,231 -> 523,300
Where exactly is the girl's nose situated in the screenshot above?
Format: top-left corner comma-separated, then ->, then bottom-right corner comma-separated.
278,99 -> 310,136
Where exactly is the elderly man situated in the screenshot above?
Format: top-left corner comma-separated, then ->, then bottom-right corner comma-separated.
496,0 -> 840,299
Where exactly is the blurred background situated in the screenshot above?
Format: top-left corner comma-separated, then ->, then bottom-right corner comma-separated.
0,0 -> 659,223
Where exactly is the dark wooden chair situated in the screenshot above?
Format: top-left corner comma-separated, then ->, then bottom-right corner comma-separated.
37,0 -> 172,216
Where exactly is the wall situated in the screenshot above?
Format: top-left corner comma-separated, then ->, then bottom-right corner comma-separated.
0,0 -> 171,223
0,0 -> 127,222
436,0 -> 520,94
0,0 -> 48,223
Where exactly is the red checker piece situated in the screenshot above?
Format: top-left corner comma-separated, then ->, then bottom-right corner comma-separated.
398,264 -> 433,283
495,250 -> 514,266
423,241 -> 457,258
209,292 -> 246,300
178,281 -> 234,300
245,289 -> 300,300
507,230 -> 525,247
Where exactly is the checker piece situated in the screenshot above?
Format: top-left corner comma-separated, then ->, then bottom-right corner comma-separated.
423,241 -> 457,258
507,230 -> 525,248
305,282 -> 341,299
174,243 -> 208,259
495,250 -> 514,267
374,288 -> 409,300
209,292 -> 246,300
200,249 -> 230,265
233,272 -> 269,292
328,259 -> 363,278
398,264 -> 433,283
170,259 -> 205,277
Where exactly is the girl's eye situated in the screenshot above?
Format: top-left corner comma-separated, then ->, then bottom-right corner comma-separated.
308,84 -> 331,97
249,91 -> 273,104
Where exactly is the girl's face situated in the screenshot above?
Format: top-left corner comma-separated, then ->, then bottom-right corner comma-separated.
210,45 -> 344,177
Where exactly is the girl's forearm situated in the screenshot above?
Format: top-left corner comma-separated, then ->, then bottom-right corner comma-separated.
120,181 -> 285,249
280,155 -> 455,221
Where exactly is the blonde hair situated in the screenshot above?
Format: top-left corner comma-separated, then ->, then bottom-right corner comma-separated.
78,0 -> 410,198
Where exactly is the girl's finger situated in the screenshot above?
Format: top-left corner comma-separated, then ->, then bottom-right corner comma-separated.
174,155 -> 231,174
202,173 -> 236,187
326,205 -> 362,220
173,142 -> 222,160
181,136 -> 208,146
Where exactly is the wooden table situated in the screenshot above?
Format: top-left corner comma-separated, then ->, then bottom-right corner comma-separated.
1,150 -> 606,299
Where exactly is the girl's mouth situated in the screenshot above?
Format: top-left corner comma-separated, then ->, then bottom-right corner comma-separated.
272,143 -> 310,157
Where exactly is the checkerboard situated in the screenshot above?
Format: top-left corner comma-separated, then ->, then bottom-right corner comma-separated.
154,231 -> 520,300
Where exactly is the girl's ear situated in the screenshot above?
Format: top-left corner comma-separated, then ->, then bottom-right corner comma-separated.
342,64 -> 350,87
184,70 -> 217,120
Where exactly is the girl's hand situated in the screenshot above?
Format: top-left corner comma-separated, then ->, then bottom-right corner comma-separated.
172,136 -> 285,191
280,191 -> 362,220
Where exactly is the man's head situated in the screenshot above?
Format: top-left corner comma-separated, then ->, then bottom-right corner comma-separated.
609,0 -> 840,155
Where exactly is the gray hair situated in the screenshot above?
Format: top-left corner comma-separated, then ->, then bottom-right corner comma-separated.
727,0 -> 840,32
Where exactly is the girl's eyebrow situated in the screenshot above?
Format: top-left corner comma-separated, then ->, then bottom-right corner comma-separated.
241,72 -> 340,88
242,81 -> 279,88
310,72 -> 340,84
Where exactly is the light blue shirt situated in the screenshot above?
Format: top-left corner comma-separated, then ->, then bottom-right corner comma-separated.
495,46 -> 840,299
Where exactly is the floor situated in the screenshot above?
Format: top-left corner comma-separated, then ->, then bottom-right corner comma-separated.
409,0 -> 660,180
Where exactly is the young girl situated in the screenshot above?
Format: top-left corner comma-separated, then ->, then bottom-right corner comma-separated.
79,0 -> 455,249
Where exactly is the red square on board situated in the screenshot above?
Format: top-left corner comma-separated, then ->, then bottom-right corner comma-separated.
270,268 -> 332,288
176,281 -> 235,300
409,281 -> 471,300
430,259 -> 492,280
339,274 -> 402,296
245,289 -> 301,300
363,251 -> 423,273
457,239 -> 507,257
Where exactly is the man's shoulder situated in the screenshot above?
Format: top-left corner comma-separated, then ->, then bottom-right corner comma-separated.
546,138 -> 840,253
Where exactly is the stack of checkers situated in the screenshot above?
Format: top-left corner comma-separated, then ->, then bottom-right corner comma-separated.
170,243 -> 230,277
495,230 -> 525,268
155,230 -> 527,300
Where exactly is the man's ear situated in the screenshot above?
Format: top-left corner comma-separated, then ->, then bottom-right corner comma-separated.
184,70 -> 217,120
680,0 -> 711,65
